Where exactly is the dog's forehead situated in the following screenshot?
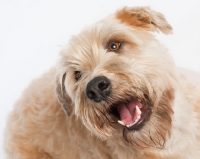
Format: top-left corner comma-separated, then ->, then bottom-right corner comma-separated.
71,21 -> 132,49
62,21 -> 142,69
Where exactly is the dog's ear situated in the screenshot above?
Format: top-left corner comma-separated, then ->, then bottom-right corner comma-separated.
115,6 -> 172,34
56,73 -> 73,116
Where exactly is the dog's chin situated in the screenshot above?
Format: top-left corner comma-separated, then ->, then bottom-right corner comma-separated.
105,91 -> 173,151
109,97 -> 152,131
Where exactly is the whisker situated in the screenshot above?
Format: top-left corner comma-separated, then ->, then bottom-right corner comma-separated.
155,128 -> 166,149
142,129 -> 158,147
134,132 -> 152,148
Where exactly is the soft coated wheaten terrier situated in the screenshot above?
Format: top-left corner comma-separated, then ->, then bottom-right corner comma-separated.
5,6 -> 200,159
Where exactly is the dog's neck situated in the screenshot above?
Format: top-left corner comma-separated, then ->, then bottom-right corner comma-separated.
157,78 -> 200,158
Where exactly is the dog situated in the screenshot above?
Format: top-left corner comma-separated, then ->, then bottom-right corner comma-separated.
4,6 -> 200,159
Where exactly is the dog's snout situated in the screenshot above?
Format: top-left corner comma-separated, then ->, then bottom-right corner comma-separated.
86,76 -> 111,102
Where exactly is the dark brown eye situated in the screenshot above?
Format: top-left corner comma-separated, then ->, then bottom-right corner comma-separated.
74,71 -> 81,81
108,42 -> 121,51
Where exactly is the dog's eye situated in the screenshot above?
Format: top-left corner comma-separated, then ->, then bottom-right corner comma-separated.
108,42 -> 121,51
74,71 -> 81,81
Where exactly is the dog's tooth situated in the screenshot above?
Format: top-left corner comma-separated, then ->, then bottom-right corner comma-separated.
136,105 -> 142,115
126,123 -> 132,127
118,120 -> 125,126
135,116 -> 140,124
135,115 -> 140,123
126,115 -> 141,128
126,123 -> 133,128
125,115 -> 141,128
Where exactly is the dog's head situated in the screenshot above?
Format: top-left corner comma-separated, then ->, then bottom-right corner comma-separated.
56,7 -> 177,151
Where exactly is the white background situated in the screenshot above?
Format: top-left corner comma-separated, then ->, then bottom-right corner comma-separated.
0,0 -> 200,158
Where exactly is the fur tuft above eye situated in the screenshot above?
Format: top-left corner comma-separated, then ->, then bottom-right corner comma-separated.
74,71 -> 82,81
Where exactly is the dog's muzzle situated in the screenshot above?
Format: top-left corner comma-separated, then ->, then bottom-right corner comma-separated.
86,76 -> 111,102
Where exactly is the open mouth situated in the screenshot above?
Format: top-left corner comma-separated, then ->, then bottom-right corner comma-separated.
109,98 -> 151,131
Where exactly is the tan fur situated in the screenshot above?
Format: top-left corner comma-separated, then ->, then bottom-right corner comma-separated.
4,6 -> 200,159
115,7 -> 172,34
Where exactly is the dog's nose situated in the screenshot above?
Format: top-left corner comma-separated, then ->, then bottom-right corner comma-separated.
86,76 -> 111,102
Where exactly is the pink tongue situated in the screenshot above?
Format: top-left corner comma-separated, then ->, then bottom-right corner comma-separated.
117,99 -> 142,125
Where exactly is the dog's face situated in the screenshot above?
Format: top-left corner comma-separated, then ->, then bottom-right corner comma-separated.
56,7 -> 177,151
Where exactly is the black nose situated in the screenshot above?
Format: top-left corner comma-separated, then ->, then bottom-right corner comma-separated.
86,76 -> 111,102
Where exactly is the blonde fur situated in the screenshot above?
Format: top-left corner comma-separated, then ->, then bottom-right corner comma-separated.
5,6 -> 200,159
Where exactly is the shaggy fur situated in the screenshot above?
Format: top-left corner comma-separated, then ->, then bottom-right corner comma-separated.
4,6 -> 200,159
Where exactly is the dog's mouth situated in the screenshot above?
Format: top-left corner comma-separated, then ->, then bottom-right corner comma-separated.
109,98 -> 151,131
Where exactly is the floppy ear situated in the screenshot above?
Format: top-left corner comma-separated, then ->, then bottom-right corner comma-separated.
115,6 -> 172,34
56,73 -> 73,116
